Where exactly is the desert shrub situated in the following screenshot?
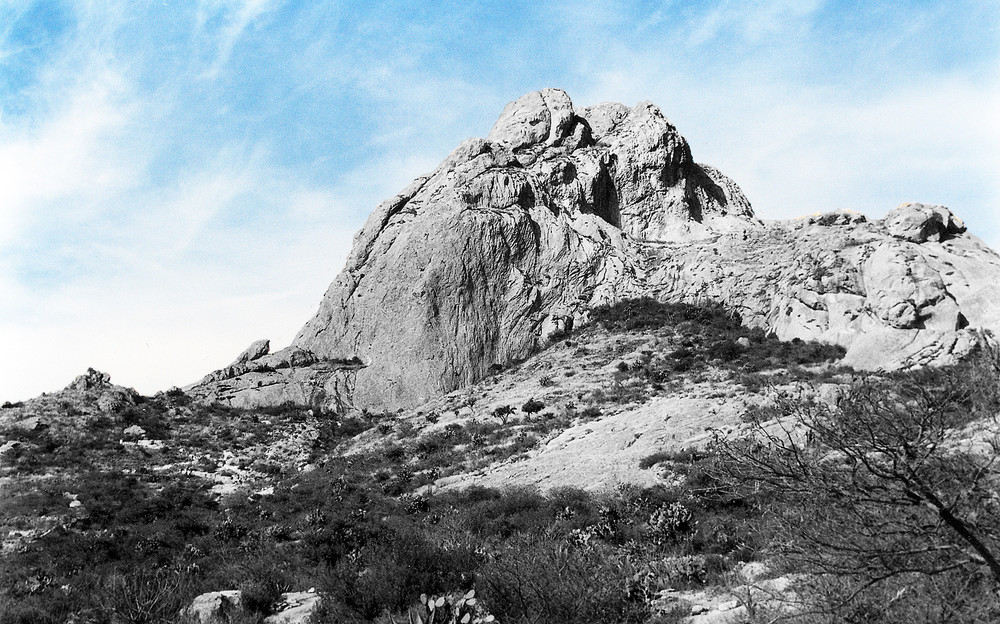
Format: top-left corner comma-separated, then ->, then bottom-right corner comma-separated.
328,529 -> 478,620
383,444 -> 406,462
0,594 -> 83,624
631,555 -> 709,598
479,536 -> 647,624
257,402 -> 312,422
100,567 -> 194,623
504,433 -> 537,455
415,433 -> 447,457
492,405 -> 514,424
546,487 -> 598,522
707,339 -> 741,361
781,570 -> 1000,624
646,502 -> 694,546
521,398 -> 544,414
239,571 -> 289,615
591,298 -> 739,333
117,404 -> 172,440
638,451 -> 673,469
579,406 -> 601,419
709,349 -> 1000,619
453,486 -> 550,538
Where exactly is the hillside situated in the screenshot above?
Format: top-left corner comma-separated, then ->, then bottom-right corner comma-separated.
5,299 -> 999,622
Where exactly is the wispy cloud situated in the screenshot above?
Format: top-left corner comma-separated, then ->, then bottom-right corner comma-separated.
0,65 -> 139,244
687,0 -> 825,46
195,0 -> 281,78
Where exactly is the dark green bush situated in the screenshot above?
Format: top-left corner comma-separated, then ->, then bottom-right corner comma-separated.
521,398 -> 545,414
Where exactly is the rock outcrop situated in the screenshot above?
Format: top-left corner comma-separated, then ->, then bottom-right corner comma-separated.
189,89 -> 1000,412
64,368 -> 140,413
182,589 -> 320,624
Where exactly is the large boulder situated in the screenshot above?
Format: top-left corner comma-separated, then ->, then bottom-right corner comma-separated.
882,202 -> 966,243
183,590 -> 242,623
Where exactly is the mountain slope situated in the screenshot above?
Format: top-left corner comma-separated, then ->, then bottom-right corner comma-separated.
190,88 -> 1000,413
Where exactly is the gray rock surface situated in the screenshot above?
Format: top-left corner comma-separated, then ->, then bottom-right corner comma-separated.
67,368 -> 112,391
263,591 -> 321,624
234,339 -> 270,366
183,590 -> 242,623
182,589 -> 319,624
61,368 -> 140,413
191,89 -> 1000,412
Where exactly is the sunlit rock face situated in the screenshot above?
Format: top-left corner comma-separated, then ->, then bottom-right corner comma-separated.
190,89 -> 1000,412
288,89 -> 757,410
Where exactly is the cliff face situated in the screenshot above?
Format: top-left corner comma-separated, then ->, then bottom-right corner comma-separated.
189,89 -> 1000,412
289,89 -> 756,409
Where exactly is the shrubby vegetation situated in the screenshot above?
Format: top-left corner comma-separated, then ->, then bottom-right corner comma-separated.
0,441 -> 768,623
589,298 -> 848,392
707,343 -> 1000,622
0,371 -> 777,624
3,300 -> 997,623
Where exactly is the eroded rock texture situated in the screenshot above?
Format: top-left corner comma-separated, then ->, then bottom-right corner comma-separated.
189,89 -> 1000,411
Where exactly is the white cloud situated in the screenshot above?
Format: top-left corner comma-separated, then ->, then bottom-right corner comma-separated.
195,0 -> 280,78
0,64 -> 142,246
0,110 -> 371,401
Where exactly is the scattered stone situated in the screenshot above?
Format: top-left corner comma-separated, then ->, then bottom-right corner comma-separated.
0,440 -> 22,455
97,387 -> 139,413
183,590 -> 242,623
123,424 -> 146,439
738,561 -> 770,582
718,600 -> 740,611
263,591 -> 321,624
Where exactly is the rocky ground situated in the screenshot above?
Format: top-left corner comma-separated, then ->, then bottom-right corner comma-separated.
1,300 -> 856,623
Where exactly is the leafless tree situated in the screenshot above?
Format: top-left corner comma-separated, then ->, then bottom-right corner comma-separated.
711,343 -> 1000,618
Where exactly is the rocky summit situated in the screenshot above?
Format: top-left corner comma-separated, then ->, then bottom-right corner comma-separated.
189,88 -> 1000,412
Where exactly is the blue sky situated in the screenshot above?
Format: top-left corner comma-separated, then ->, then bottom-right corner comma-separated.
1,0 -> 998,400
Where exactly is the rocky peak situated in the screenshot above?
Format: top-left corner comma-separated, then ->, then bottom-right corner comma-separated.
188,89 -> 1000,413
66,368 -> 113,392
881,202 -> 967,243
486,88 -> 587,150
32,368 -> 142,414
